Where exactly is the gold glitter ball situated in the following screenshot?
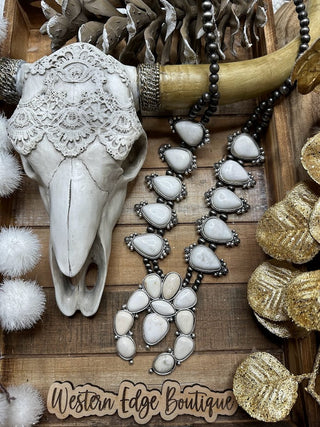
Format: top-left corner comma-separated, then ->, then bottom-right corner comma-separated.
256,182 -> 320,264
287,270 -> 320,331
310,198 -> 320,243
248,260 -> 302,322
301,134 -> 320,184
233,352 -> 298,422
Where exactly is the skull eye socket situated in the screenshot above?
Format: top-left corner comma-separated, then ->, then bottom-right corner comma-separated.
121,134 -> 147,182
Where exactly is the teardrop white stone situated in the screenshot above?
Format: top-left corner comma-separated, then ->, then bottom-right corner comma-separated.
127,289 -> 149,313
143,273 -> 162,299
189,244 -> 221,273
174,288 -> 197,309
162,272 -> 181,300
116,336 -> 136,360
143,313 -> 169,345
174,120 -> 204,147
231,133 -> 260,160
219,160 -> 249,185
174,336 -> 194,361
151,300 -> 176,316
141,203 -> 172,228
153,176 -> 182,200
175,309 -> 195,334
114,310 -> 134,336
164,148 -> 193,173
132,234 -> 164,259
153,353 -> 175,375
210,187 -> 242,212
202,217 -> 233,243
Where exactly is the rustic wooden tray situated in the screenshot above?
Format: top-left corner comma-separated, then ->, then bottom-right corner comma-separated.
1,0 -> 320,425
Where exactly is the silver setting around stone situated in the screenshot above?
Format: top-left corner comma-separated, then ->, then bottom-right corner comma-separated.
227,131 -> 265,164
134,201 -> 178,230
145,173 -> 187,201
169,117 -> 210,148
185,244 -> 228,276
158,144 -> 197,175
197,215 -> 240,247
204,187 -> 250,215
214,159 -> 256,189
125,233 -> 170,260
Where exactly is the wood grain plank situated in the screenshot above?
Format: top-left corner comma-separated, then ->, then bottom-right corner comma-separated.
3,283 -> 281,355
19,223 -> 267,287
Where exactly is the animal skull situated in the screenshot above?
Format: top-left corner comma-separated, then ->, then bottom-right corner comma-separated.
7,43 -> 147,316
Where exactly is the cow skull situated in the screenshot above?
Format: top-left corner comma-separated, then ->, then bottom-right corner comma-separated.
7,43 -> 147,316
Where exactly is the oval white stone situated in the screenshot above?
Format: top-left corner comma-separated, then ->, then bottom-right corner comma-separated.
153,176 -> 182,200
174,288 -> 197,309
153,352 -> 175,375
174,120 -> 204,147
143,273 -> 162,299
189,244 -> 221,273
114,310 -> 134,336
219,160 -> 249,185
202,217 -> 233,243
127,289 -> 149,313
132,234 -> 164,259
210,187 -> 242,212
162,272 -> 181,300
174,336 -> 194,361
151,300 -> 176,316
141,203 -> 172,228
143,313 -> 169,345
175,309 -> 195,334
164,148 -> 193,173
231,133 -> 260,160
116,336 -> 136,360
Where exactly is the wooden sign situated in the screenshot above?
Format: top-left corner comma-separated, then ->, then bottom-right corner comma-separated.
47,380 -> 238,424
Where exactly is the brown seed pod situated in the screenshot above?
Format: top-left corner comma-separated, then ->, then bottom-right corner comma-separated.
256,182 -> 320,264
301,133 -> 320,185
233,352 -> 298,422
287,270 -> 320,331
310,198 -> 320,243
248,260 -> 302,322
254,312 -> 309,339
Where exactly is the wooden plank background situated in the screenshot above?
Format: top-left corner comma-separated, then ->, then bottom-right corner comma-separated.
1,0 -> 320,425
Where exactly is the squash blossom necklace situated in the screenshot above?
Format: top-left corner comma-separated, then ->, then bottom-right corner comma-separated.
114,0 -> 311,375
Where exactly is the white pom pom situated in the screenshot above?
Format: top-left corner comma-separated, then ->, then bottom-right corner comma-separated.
6,383 -> 44,427
0,113 -> 12,151
0,18 -> 7,45
0,151 -> 22,197
0,279 -> 46,331
0,227 -> 41,276
0,394 -> 9,426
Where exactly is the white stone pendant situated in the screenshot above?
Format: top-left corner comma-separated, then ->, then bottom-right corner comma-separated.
114,310 -> 134,336
173,287 -> 197,309
159,145 -> 197,175
205,187 -> 250,215
145,173 -> 187,202
116,336 -> 136,361
126,289 -> 150,313
151,300 -> 176,317
197,216 -> 240,247
185,244 -> 228,276
175,309 -> 195,335
214,159 -> 256,188
134,201 -> 178,230
169,117 -> 209,148
125,233 -> 170,260
143,313 -> 170,345
227,132 -> 264,164
152,352 -> 176,375
162,272 -> 182,300
173,335 -> 195,361
143,273 -> 162,299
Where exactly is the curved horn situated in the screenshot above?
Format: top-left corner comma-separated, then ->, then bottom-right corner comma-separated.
157,0 -> 320,111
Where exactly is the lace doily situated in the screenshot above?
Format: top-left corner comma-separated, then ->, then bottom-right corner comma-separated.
8,43 -> 144,161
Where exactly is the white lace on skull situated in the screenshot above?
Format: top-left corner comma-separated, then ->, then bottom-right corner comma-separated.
8,43 -> 147,316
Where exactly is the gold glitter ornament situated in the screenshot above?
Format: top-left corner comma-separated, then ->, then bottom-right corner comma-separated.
301,134 -> 320,185
247,260 -> 302,322
233,352 -> 299,422
310,198 -> 320,243
292,38 -> 320,95
286,270 -> 320,331
254,312 -> 309,339
256,182 -> 320,264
